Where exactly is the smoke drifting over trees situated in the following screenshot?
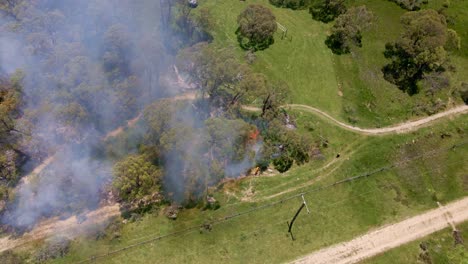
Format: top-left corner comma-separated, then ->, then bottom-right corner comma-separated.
0,0 -> 314,229
0,0 -> 170,229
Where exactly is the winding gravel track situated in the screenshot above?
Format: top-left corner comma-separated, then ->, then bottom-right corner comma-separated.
0,92 -> 199,252
291,197 -> 468,264
1,98 -> 466,254
285,104 -> 468,135
0,205 -> 120,253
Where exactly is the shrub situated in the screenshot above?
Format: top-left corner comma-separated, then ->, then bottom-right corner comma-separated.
0,250 -> 25,264
34,237 -> 70,263
269,0 -> 310,10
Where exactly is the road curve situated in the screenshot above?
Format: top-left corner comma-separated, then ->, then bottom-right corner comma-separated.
291,197 -> 468,264
285,104 -> 468,135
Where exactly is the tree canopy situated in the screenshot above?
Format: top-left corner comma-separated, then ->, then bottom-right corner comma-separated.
309,0 -> 346,23
325,6 -> 373,54
236,5 -> 277,51
113,155 -> 162,202
0,73 -> 27,187
382,9 -> 459,95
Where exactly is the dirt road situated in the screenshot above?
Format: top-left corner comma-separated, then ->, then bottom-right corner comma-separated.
291,197 -> 468,264
0,204 -> 120,253
103,91 -> 197,140
286,104 -> 468,135
243,104 -> 468,135
19,155 -> 56,185
0,92 -> 199,252
3,98 -> 465,253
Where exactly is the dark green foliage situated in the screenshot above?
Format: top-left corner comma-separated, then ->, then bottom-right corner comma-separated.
388,0 -> 427,11
113,154 -> 162,202
262,119 -> 313,173
176,43 -> 253,109
309,0 -> 346,23
237,5 -> 277,51
273,155 -> 294,172
382,10 -> 457,95
269,0 -> 310,10
325,6 -> 373,54
460,83 -> 468,104
445,29 -> 461,51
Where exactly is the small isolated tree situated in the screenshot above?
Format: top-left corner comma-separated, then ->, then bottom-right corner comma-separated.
382,9 -> 458,95
237,5 -> 277,51
325,6 -> 373,54
309,0 -> 346,23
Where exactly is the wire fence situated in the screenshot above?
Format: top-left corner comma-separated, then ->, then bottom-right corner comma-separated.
75,141 -> 467,263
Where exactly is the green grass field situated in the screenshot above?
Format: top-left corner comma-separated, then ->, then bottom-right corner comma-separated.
44,112 -> 468,264
11,1 -> 468,263
363,222 -> 468,264
196,0 -> 467,127
202,0 -> 342,119
40,0 -> 468,251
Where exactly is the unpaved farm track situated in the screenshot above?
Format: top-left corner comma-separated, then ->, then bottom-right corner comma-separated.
1,98 -> 465,254
292,197 -> 468,264
0,204 -> 120,253
0,92 -> 198,252
285,104 -> 468,135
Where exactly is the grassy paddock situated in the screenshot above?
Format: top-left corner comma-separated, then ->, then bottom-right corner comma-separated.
196,0 -> 467,127
46,112 -> 468,264
200,0 -> 342,118
363,221 -> 468,264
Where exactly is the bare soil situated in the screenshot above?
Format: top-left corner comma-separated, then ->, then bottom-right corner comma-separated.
2,98 -> 465,254
285,104 -> 468,135
242,104 -> 467,135
291,197 -> 468,264
0,204 -> 120,253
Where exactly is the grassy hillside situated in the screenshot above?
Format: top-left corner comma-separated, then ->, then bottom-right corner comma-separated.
46,113 -> 468,264
40,0 -> 468,258
7,1 -> 466,263
202,0 -> 342,119
196,0 -> 467,127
